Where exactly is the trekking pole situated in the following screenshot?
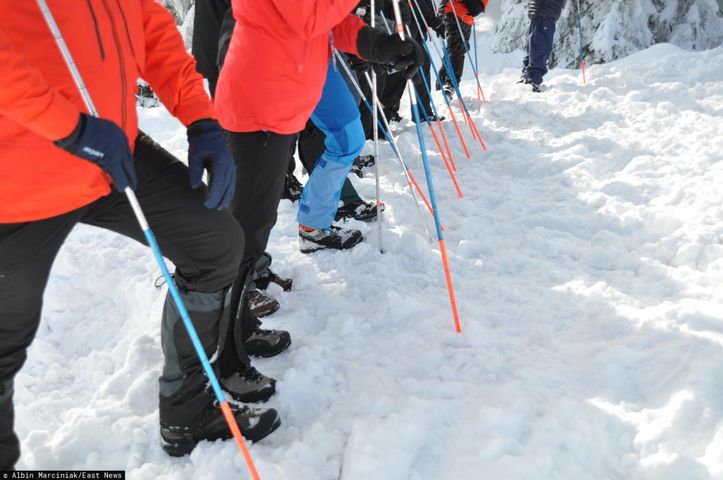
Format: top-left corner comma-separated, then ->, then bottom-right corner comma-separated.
412,74 -> 464,198
333,51 -> 435,241
471,17 -> 485,102
575,0 -> 586,84
391,0 -> 462,333
403,4 -> 467,164
445,0 -> 486,102
409,0 -> 486,152
36,1 -> 261,477
371,0 -> 384,254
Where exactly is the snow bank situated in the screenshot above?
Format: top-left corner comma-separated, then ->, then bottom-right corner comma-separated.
15,43 -> 723,479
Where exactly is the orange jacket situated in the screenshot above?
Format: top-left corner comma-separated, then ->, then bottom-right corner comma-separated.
444,0 -> 488,25
0,0 -> 214,223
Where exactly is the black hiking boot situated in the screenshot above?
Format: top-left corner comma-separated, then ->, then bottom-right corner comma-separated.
335,200 -> 385,222
349,154 -> 376,178
160,402 -> 281,457
517,76 -> 531,85
298,225 -> 363,253
530,82 -> 542,93
243,327 -> 292,358
248,289 -> 280,318
282,173 -> 304,202
220,364 -> 276,403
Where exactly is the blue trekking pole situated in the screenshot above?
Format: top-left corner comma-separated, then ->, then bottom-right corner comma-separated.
403,4 -> 471,161
390,0 -> 462,333
35,1 -> 261,477
333,50 -> 435,241
444,0 -> 486,102
408,0 -> 486,151
575,0 -> 587,84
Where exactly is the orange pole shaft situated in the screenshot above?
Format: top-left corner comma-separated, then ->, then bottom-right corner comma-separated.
581,59 -> 587,85
429,123 -> 463,198
447,106 -> 471,159
436,119 -> 457,172
220,401 -> 261,480
438,239 -> 461,333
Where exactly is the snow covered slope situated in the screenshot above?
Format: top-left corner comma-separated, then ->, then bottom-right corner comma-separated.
489,0 -> 723,67
15,42 -> 723,479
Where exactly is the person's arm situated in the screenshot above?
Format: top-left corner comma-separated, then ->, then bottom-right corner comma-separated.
140,0 -> 214,126
0,28 -> 80,141
270,0 -> 361,39
217,6 -> 235,70
332,13 -> 367,56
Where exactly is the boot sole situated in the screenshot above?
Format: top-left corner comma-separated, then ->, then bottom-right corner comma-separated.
161,410 -> 282,457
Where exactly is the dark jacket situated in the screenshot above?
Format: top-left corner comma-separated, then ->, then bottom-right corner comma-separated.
192,0 -> 231,80
528,0 -> 567,20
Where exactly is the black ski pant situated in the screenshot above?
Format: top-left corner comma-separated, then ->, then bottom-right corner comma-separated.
438,12 -> 472,92
0,133 -> 245,469
226,131 -> 296,334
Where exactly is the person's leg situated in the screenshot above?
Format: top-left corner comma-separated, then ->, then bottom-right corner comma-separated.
521,21 -> 534,79
83,134 -> 280,413
298,120 -> 363,205
0,211 -> 83,469
526,17 -> 557,85
297,61 -> 366,230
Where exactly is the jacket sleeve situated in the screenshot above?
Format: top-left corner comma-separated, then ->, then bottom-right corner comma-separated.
140,0 -> 214,126
0,28 -> 79,141
332,14 -> 366,56
270,0 -> 361,39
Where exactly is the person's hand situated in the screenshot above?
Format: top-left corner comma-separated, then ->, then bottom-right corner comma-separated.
357,27 -> 425,79
461,0 -> 485,17
186,119 -> 236,210
54,113 -> 137,191
428,15 -> 446,38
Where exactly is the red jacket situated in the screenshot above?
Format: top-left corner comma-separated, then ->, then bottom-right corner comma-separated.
444,0 -> 488,25
215,0 -> 365,135
0,0 -> 213,223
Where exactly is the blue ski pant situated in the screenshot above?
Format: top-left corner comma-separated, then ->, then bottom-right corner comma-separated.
297,60 -> 365,229
522,16 -> 558,85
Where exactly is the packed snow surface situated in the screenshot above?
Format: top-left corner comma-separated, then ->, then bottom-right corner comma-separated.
15,40 -> 723,479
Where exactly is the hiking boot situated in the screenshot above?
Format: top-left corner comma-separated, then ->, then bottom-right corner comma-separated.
282,173 -> 304,202
243,327 -> 292,358
248,289 -> 280,318
350,154 -> 376,178
160,403 -> 281,457
388,112 -> 403,123
530,82 -> 542,93
298,225 -> 363,253
517,76 -> 531,85
442,83 -> 455,100
220,364 -> 276,403
335,200 -> 385,222
415,113 -> 446,124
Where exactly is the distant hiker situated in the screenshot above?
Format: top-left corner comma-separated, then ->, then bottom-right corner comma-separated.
437,0 -> 489,99
518,0 -> 568,92
0,1 -> 283,467
214,0 -> 423,253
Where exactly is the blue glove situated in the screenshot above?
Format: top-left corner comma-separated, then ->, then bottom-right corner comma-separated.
187,119 -> 236,210
54,113 -> 137,191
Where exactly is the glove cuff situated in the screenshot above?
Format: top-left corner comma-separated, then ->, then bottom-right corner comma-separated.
356,26 -> 386,63
187,118 -> 219,136
54,113 -> 87,151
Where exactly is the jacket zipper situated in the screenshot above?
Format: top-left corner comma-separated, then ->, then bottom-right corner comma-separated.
85,0 -> 106,60
100,0 -> 128,131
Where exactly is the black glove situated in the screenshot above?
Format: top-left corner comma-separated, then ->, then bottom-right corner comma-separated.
54,113 -> 137,191
347,54 -> 371,76
186,119 -> 237,210
428,14 -> 446,38
357,27 -> 425,79
461,0 -> 485,17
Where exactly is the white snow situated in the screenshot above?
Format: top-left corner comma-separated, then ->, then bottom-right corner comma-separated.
14,36 -> 723,480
